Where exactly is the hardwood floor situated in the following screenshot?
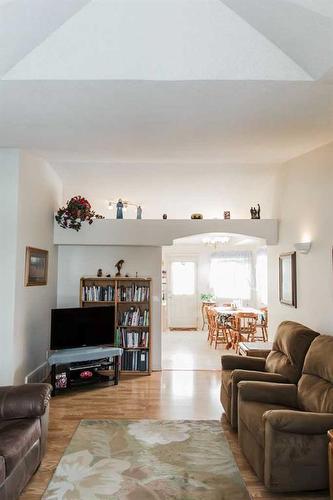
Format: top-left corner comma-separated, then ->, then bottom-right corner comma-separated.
21,371 -> 329,500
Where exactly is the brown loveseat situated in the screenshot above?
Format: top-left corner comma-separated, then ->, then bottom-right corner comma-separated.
238,334 -> 333,493
221,321 -> 319,428
0,383 -> 52,500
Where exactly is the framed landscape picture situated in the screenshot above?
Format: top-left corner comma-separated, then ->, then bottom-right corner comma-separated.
279,252 -> 297,307
25,247 -> 48,286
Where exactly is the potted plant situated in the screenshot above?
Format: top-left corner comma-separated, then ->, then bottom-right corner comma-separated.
55,196 -> 104,231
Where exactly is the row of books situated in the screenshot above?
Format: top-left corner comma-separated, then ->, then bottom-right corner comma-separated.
115,328 -> 149,348
82,285 -> 115,302
118,307 -> 149,327
117,285 -> 150,302
121,350 -> 149,372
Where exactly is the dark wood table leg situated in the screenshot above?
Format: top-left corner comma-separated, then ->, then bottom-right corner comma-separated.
114,355 -> 120,385
51,364 -> 56,396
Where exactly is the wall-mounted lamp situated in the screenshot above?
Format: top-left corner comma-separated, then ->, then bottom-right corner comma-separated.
294,242 -> 312,254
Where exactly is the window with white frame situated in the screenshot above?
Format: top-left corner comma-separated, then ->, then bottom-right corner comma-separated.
209,251 -> 252,300
256,248 -> 268,305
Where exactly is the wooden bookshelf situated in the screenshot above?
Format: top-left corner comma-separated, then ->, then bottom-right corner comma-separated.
80,276 -> 152,375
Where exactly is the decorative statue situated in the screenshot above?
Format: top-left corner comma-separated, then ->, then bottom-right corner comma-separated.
97,268 -> 103,277
116,199 -> 124,219
115,259 -> 124,277
250,204 -> 261,219
224,211 -> 230,220
137,205 -> 142,219
163,213 -> 168,219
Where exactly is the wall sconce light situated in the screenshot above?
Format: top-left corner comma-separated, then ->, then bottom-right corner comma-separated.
294,242 -> 312,254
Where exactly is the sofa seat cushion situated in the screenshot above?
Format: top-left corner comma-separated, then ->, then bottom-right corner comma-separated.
221,369 -> 232,395
0,418 -> 40,476
239,401 -> 289,448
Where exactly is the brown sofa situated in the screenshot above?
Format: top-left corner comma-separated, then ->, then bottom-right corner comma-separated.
238,334 -> 333,493
0,383 -> 52,500
221,321 -> 319,429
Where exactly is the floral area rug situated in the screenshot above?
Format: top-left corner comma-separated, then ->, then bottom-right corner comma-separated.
43,420 -> 250,500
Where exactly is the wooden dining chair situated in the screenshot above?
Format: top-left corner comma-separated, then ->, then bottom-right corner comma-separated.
209,310 -> 231,349
231,312 -> 258,352
206,307 -> 216,343
255,307 -> 268,341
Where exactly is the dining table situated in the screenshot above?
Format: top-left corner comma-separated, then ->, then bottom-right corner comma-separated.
213,306 -> 265,322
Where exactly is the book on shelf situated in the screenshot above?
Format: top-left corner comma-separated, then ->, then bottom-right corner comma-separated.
117,284 -> 150,302
115,328 -> 149,349
121,350 -> 148,371
119,307 -> 149,327
82,285 -> 115,302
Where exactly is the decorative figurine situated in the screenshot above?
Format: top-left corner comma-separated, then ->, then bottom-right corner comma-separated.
191,213 -> 203,219
163,213 -> 168,219
250,204 -> 261,219
116,199 -> 124,219
115,259 -> 124,277
224,211 -> 230,220
97,268 -> 103,277
106,273 -> 111,278
137,205 -> 142,219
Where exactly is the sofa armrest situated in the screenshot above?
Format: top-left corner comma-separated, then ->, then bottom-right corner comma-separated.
221,354 -> 266,371
0,384 -> 52,420
232,370 -> 288,386
264,409 -> 333,435
238,381 -> 298,407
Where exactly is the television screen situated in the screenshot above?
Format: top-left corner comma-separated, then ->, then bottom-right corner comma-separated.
51,306 -> 115,350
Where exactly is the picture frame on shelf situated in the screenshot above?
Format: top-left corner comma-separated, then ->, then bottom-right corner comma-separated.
279,252 -> 297,307
25,247 -> 48,286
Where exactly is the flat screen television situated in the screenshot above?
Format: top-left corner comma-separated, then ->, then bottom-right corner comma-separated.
51,306 -> 115,350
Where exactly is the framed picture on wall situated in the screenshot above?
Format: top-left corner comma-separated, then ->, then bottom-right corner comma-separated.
25,247 -> 48,286
279,252 -> 297,307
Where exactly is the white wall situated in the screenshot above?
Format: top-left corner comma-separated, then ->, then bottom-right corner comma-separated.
268,143 -> 333,336
54,162 -> 280,220
57,245 -> 162,370
2,152 -> 63,384
0,150 -> 20,384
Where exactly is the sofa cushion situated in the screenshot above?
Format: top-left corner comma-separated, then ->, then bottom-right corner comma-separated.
0,418 -> 40,476
265,321 -> 319,384
298,335 -> 333,413
239,401 -> 289,448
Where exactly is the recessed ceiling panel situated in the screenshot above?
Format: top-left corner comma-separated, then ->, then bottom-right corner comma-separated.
3,0 -> 310,81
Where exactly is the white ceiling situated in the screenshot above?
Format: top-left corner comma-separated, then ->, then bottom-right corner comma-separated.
1,0 -> 333,163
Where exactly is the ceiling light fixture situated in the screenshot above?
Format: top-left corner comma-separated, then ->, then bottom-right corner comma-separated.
203,236 -> 230,249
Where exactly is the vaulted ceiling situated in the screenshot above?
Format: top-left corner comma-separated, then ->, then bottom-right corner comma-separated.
1,0 -> 333,162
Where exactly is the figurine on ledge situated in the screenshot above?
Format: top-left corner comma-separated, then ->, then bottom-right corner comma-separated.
250,204 -> 261,219
115,259 -> 124,277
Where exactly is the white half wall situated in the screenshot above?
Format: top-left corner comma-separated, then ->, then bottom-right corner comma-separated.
268,142 -> 333,336
57,245 -> 162,370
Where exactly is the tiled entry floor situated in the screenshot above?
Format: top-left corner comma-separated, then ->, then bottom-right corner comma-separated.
162,330 -> 228,370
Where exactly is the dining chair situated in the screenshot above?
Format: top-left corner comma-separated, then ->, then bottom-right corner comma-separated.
231,312 -> 258,352
206,307 -> 215,342
210,310 -> 230,349
255,307 -> 268,341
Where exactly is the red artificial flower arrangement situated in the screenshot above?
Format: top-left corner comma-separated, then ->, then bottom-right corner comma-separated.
55,195 -> 104,231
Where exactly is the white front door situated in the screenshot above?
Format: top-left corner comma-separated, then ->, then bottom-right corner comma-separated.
167,258 -> 198,329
